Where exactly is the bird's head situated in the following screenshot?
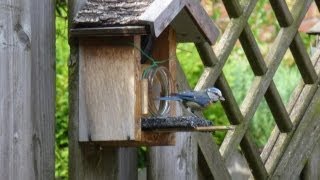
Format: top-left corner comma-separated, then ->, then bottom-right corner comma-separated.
206,87 -> 225,102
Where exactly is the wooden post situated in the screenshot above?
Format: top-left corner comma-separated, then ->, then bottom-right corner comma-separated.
0,0 -> 55,179
69,0 -> 138,179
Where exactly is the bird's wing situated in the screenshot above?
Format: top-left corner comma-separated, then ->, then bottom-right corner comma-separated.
158,96 -> 182,101
176,91 -> 211,107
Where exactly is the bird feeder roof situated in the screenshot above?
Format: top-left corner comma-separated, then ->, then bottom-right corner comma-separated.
73,0 -> 220,44
306,21 -> 320,35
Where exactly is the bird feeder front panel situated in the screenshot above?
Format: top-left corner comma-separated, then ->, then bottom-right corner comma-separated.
79,36 -> 141,142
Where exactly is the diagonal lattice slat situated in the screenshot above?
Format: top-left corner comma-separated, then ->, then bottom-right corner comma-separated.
195,42 -> 268,179
220,0 -> 316,160
224,0 -> 293,133
181,0 -> 320,179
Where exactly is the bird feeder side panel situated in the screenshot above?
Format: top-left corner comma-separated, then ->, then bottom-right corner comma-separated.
78,36 -> 142,142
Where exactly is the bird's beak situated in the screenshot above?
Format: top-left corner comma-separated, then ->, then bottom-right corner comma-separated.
220,96 -> 225,101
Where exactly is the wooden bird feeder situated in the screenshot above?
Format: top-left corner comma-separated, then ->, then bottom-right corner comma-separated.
71,0 -> 220,146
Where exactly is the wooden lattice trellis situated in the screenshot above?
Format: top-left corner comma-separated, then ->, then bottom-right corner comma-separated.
68,0 -> 320,179
170,0 -> 320,179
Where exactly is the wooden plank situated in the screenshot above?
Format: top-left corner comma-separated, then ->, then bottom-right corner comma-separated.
240,133 -> 269,179
221,0 -> 267,75
195,42 -> 268,179
290,33 -> 318,84
265,82 -> 293,132
240,25 -> 267,76
69,0 -> 138,179
195,42 -> 217,67
185,0 -> 220,44
262,48 -> 320,175
147,27 -> 199,180
147,132 -> 198,180
222,0 -> 243,18
139,0 -> 185,37
270,88 -> 320,179
70,26 -> 148,37
141,80 -> 149,115
269,0 -> 294,27
300,140 -> 320,180
140,0 -> 219,44
0,0 -> 55,179
219,0 -> 314,161
197,133 -> 231,180
195,0 -> 258,90
79,37 -> 141,142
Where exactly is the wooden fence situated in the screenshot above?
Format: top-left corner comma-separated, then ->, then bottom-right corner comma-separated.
67,0 -> 320,179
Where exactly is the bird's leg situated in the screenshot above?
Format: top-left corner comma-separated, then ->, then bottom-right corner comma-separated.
187,108 -> 202,118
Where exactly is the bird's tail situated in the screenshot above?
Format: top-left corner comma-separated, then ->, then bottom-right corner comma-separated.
157,96 -> 182,101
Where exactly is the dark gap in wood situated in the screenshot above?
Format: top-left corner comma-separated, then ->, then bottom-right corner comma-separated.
70,26 -> 149,37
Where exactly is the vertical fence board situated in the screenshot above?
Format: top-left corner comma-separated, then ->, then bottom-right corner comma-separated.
68,0 -> 137,179
0,0 -> 55,179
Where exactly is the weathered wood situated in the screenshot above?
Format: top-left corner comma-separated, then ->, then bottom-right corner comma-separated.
74,0 -> 219,44
141,79 -> 149,115
197,133 -> 231,180
195,42 -> 217,67
79,37 -> 141,142
240,25 -> 268,76
290,33 -> 317,84
195,42 -> 268,179
69,0 -> 138,179
147,29 -> 199,180
222,0 -> 243,18
262,45 -> 320,175
269,0 -> 294,27
0,0 -> 55,179
270,88 -> 320,179
265,81 -> 293,132
70,26 -> 148,37
147,132 -> 198,180
300,140 -> 320,180
240,133 -> 269,179
195,0 -> 258,90
216,74 -> 243,125
74,0 -> 153,25
220,0 -> 314,161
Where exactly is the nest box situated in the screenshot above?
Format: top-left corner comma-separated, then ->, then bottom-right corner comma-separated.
71,0 -> 219,146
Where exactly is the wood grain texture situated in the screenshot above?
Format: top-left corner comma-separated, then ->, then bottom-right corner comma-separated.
300,140 -> 320,180
74,0 -> 219,44
270,88 -> 320,179
79,37 -> 140,142
220,0 -> 314,161
197,133 -> 231,180
148,62 -> 199,179
269,0 -> 294,27
0,0 -> 55,179
262,45 -> 320,176
69,0 -> 138,179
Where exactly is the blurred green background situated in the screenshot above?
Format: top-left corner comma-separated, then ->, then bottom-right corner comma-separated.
55,0 -> 315,179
